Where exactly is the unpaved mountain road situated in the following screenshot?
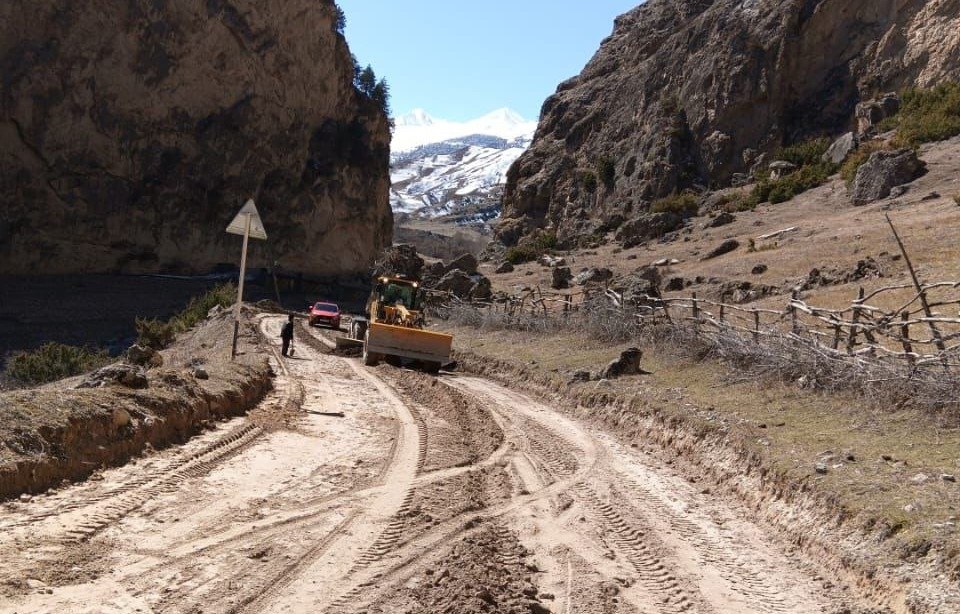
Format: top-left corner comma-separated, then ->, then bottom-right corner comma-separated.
0,315 -> 873,613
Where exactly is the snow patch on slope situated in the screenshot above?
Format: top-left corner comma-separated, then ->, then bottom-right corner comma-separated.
392,108 -> 536,154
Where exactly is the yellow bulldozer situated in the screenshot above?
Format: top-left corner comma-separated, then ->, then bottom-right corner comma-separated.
351,276 -> 452,373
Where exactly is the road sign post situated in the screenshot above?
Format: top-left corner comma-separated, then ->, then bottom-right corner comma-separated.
226,200 -> 268,359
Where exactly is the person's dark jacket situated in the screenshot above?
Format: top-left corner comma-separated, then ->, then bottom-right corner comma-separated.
281,321 -> 294,341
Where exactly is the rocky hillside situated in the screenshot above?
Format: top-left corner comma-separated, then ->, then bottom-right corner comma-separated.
0,0 -> 391,278
498,0 -> 960,246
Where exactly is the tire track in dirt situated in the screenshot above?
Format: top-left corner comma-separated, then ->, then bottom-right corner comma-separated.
444,375 -> 846,614
614,478 -> 793,613
324,375 -> 596,614
238,337 -> 423,614
573,482 -> 702,614
140,318 -> 423,614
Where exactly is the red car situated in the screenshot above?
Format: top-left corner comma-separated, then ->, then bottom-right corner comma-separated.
308,301 -> 341,329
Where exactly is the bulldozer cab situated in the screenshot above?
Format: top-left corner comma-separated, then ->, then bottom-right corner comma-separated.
371,277 -> 424,327
377,278 -> 419,310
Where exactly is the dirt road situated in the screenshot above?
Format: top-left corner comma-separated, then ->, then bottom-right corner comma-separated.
0,315 -> 873,613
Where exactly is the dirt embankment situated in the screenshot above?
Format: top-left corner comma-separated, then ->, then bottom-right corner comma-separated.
0,314 -> 271,501
453,348 -> 957,612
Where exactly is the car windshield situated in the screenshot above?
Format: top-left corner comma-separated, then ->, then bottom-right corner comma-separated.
314,303 -> 338,312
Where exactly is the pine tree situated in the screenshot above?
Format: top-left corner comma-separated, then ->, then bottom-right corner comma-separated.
351,53 -> 362,84
372,78 -> 391,115
334,5 -> 346,34
357,65 -> 377,97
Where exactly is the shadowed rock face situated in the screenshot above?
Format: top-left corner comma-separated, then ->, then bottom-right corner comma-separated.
498,0 -> 960,246
0,0 -> 391,277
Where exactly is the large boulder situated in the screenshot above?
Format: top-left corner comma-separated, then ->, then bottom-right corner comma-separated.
445,253 -> 478,275
372,245 -> 424,279
126,344 -> 163,369
551,267 -> 573,290
822,132 -> 858,164
434,270 -> 475,298
471,276 -> 493,300
851,149 -> 927,206
707,211 -> 735,228
599,348 -> 645,379
702,239 -> 740,260
0,1 -> 391,277
614,212 -> 684,249
856,93 -> 901,136
614,266 -> 662,304
574,267 -> 614,286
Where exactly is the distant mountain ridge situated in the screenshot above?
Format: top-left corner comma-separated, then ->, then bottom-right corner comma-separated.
392,108 -> 536,155
389,109 -> 536,226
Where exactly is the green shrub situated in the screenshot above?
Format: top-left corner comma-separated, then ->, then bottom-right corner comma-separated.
169,282 -> 236,333
764,162 -> 837,204
650,192 -> 699,217
776,137 -> 832,167
6,343 -> 111,386
579,171 -> 598,193
504,246 -> 540,265
892,82 -> 960,147
744,137 -> 840,206
137,282 -> 236,349
530,231 -> 558,251
597,157 -> 616,190
135,318 -> 176,350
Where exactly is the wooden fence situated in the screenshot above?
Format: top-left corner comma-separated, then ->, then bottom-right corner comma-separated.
428,278 -> 960,371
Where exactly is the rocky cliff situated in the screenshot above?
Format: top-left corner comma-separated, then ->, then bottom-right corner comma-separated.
498,0 -> 960,246
0,0 -> 391,277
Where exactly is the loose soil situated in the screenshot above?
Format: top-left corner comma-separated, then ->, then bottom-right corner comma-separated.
0,316 -> 935,613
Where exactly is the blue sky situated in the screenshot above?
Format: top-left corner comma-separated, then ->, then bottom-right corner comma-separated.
337,0 -> 641,122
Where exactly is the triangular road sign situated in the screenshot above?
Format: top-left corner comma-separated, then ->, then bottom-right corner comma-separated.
226,199 -> 268,240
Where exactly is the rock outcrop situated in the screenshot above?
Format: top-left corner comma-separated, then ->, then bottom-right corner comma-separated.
850,149 -> 927,205
498,0 -> 960,246
0,0 -> 391,277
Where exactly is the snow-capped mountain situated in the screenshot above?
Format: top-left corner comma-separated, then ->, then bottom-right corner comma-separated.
390,109 -> 536,225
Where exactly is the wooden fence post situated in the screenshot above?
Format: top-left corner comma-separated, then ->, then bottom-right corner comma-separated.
886,213 -> 948,361
790,290 -> 801,335
831,319 -> 842,351
691,292 -> 700,331
661,299 -> 672,324
900,312 -> 916,366
846,288 -> 862,354
855,288 -> 881,346
752,309 -> 760,344
719,303 -> 725,323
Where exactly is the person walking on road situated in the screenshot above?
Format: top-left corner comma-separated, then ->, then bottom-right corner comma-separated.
281,314 -> 295,357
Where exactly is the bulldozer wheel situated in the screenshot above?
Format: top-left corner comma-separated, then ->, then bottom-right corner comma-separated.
362,338 -> 380,366
423,361 -> 442,375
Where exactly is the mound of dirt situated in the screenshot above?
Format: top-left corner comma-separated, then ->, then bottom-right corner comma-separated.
0,315 -> 271,500
379,369 -> 503,472
369,523 -> 548,614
